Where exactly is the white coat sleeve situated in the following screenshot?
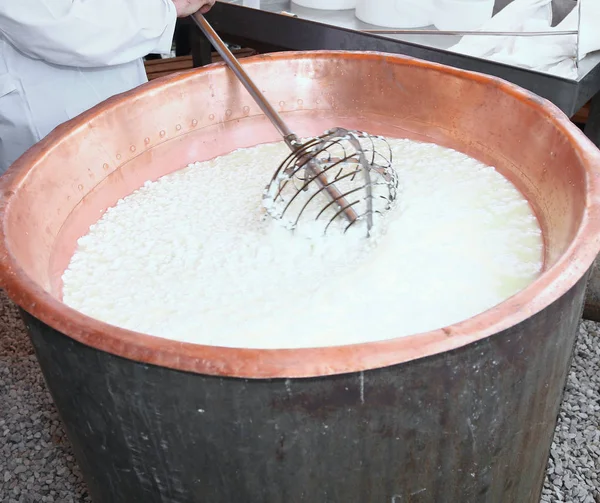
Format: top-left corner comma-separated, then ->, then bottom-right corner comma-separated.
0,0 -> 178,68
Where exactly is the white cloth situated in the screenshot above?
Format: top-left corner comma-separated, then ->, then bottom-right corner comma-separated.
0,0 -> 178,174
572,0 -> 600,60
448,0 -> 600,80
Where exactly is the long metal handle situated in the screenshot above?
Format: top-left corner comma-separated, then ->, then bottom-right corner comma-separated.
191,13 -> 297,146
190,12 -> 360,228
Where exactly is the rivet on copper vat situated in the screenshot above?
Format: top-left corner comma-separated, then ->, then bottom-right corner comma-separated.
1,51 -> 600,503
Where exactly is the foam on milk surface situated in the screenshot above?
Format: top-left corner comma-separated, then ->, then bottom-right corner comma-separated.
62,139 -> 543,348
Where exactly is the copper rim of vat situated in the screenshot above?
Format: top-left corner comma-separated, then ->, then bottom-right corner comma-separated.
1,51 -> 600,379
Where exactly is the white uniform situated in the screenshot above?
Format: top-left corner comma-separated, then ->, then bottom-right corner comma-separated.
0,0 -> 178,174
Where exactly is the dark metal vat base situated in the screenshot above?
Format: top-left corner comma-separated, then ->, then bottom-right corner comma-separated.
22,274 -> 587,503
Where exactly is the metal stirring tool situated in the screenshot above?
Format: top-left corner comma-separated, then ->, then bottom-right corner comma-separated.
192,13 -> 398,236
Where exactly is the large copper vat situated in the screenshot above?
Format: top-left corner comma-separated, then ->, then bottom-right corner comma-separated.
1,51 -> 600,503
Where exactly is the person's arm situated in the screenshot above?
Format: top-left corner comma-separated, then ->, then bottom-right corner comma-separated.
0,0 -> 178,67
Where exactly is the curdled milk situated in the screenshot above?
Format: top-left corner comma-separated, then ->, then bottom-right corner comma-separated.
62,139 -> 544,348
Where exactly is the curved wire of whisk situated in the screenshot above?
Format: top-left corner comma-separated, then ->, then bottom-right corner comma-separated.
263,128 -> 398,235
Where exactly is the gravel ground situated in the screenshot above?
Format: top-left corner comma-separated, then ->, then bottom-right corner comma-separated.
0,290 -> 598,502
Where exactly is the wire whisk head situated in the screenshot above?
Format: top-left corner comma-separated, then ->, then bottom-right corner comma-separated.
263,128 -> 398,236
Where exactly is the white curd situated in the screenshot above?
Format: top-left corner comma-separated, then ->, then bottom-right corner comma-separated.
62,139 -> 543,348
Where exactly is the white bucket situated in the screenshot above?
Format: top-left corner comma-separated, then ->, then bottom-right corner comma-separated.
432,0 -> 495,31
355,0 -> 435,28
291,0 -> 357,9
